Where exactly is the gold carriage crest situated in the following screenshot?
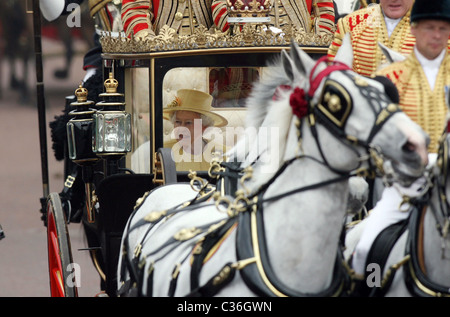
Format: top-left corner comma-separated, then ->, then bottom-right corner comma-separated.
100,24 -> 333,53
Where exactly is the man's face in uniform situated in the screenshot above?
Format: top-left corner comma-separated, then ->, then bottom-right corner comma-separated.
380,0 -> 414,19
411,19 -> 450,60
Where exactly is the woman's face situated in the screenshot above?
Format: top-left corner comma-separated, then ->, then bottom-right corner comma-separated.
173,110 -> 206,151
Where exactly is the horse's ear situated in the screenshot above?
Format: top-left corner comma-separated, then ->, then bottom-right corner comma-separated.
289,40 -> 315,77
281,49 -> 295,82
334,33 -> 353,68
378,42 -> 406,64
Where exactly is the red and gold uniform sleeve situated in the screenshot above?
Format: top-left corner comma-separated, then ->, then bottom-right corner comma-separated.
327,5 -> 415,77
312,0 -> 335,35
211,0 -> 229,32
327,10 -> 365,62
121,0 -> 155,37
376,54 -> 450,152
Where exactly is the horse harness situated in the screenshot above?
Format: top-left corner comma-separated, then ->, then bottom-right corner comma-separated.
358,134 -> 450,297
292,56 -> 403,178
357,200 -> 450,297
117,57 -> 407,297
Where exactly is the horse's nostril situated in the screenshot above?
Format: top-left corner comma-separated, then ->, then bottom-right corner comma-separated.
402,141 -> 416,153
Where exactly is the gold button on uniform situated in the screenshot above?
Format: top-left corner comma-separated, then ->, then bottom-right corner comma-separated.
175,12 -> 183,21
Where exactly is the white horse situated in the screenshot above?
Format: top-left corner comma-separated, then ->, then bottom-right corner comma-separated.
345,130 -> 450,297
116,39 -> 429,297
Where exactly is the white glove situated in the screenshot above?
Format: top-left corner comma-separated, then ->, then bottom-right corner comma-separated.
40,0 -> 65,22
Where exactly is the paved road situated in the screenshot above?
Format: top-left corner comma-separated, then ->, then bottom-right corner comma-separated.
0,40 -> 102,297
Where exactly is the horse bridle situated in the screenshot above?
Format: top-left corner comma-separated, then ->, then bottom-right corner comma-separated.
209,57 -> 406,218
305,56 -> 402,178
234,58 -> 402,203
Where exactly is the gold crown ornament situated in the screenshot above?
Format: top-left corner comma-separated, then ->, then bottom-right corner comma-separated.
226,0 -> 272,24
97,72 -> 125,107
75,84 -> 89,103
70,84 -> 95,111
104,72 -> 119,93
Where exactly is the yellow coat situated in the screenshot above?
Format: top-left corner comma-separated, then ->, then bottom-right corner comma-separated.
376,52 -> 450,153
328,4 -> 415,77
164,139 -> 229,172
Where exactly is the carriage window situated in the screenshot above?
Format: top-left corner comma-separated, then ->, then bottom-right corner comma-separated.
209,67 -> 259,108
128,67 -> 151,174
129,66 -> 262,174
160,67 -> 258,172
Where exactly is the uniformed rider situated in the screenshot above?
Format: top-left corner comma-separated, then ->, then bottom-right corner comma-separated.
327,0 -> 415,77
350,0 -> 450,285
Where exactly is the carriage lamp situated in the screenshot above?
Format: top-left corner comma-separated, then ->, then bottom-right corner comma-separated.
66,85 -> 99,164
92,72 -> 131,158
66,85 -> 100,223
226,0 -> 271,25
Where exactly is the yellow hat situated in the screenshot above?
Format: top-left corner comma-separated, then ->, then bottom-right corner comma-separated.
163,89 -> 228,127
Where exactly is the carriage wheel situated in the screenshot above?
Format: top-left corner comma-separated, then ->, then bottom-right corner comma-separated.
47,192 -> 78,297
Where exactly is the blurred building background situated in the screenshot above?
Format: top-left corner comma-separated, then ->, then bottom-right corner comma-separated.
0,0 -> 102,297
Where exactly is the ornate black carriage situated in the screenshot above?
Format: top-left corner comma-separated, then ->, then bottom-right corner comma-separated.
42,17 -> 331,297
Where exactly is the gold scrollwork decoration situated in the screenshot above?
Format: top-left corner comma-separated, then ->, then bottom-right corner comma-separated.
174,227 -> 202,241
144,210 -> 168,223
100,24 -> 333,54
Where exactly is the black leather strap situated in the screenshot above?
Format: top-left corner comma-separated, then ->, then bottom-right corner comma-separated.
363,218 -> 409,297
190,218 -> 238,291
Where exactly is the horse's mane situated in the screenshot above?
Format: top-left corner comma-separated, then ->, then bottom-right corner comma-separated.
243,55 -> 291,129
225,54 -> 300,190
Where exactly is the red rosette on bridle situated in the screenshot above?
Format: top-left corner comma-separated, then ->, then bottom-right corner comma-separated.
289,87 -> 308,119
